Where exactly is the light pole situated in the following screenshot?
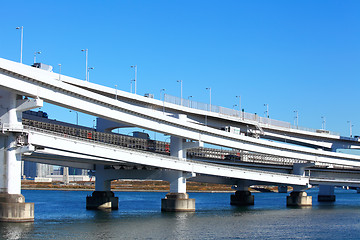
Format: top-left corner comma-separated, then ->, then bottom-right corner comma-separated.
87,67 -> 94,82
131,65 -> 137,94
16,26 -> 23,63
348,120 -> 353,137
160,88 -> 166,113
58,64 -> 62,81
264,104 -> 269,118
81,49 -> 88,81
33,51 -> 41,63
130,79 -> 135,93
236,96 -> 241,112
69,110 -> 78,125
115,85 -> 118,100
294,110 -> 298,128
321,116 -> 326,130
206,87 -> 211,112
160,88 -> 166,101
188,95 -> 193,108
177,80 -> 183,105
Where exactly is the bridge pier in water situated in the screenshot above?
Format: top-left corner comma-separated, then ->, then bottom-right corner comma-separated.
0,91 -> 41,222
287,163 -> 312,207
161,117 -> 197,212
318,185 -> 336,202
161,170 -> 195,212
86,164 -> 118,210
230,183 -> 254,206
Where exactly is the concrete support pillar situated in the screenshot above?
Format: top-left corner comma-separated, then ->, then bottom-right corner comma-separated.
287,163 -> 312,207
162,114 -> 195,212
161,171 -> 195,212
0,91 -> 36,222
278,185 -> 288,193
86,165 -> 118,210
318,185 -> 336,202
230,184 -> 254,206
287,191 -> 312,207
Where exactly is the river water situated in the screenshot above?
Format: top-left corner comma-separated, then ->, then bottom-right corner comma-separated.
0,188 -> 360,239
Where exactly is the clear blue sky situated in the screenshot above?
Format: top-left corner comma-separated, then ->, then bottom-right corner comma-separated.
1,0 -> 359,137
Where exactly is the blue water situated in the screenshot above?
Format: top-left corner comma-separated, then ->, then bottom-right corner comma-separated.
1,188 -> 360,239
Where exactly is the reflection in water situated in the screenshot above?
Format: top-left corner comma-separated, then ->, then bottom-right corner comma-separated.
169,212 -> 195,240
0,222 -> 33,240
1,189 -> 360,239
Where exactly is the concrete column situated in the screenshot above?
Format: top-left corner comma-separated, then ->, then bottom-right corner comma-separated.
161,171 -> 195,212
86,165 -> 118,210
278,185 -> 288,193
230,184 -> 254,206
318,185 -> 336,202
286,163 -> 312,207
162,115 -> 195,212
0,92 -> 34,222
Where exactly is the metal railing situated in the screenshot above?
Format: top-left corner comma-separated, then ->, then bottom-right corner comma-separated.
164,94 -> 340,135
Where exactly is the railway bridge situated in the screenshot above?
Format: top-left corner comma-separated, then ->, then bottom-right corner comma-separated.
1,57 -> 360,222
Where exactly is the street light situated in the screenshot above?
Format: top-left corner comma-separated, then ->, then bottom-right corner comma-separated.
16,26 -> 23,63
130,79 -> 135,93
236,96 -> 241,112
87,67 -> 94,82
160,88 -> 166,101
81,49 -> 88,81
188,96 -> 193,108
264,104 -> 269,118
294,110 -> 299,128
58,64 -> 62,81
206,87 -> 211,112
69,110 -> 78,125
321,116 -> 326,130
177,80 -> 183,105
33,51 -> 41,63
131,65 -> 137,94
115,85 -> 118,100
160,89 -> 166,113
348,121 -> 353,137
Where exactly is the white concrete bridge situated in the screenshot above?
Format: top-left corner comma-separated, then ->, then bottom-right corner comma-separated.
0,57 -> 360,222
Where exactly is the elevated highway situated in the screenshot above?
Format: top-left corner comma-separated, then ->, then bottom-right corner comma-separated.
0,57 -> 359,221
0,57 -> 360,167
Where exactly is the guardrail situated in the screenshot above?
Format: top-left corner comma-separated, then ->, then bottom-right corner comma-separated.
164,94 -> 340,135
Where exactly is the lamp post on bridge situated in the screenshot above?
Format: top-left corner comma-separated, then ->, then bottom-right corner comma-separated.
16,26 -> 23,64
348,120 -> 353,137
160,89 -> 166,113
236,95 -> 241,113
81,49 -> 88,81
87,67 -> 94,82
188,95 -> 193,108
131,65 -> 137,94
294,110 -> 299,128
321,116 -> 326,130
206,87 -> 211,112
69,110 -> 79,125
33,51 -> 41,64
177,80 -> 183,106
58,64 -> 62,81
264,104 -> 269,118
